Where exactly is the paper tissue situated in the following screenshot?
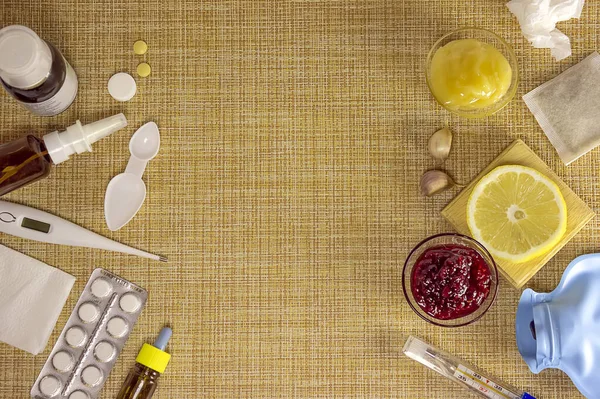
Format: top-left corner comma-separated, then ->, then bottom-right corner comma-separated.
0,244 -> 75,355
507,0 -> 586,61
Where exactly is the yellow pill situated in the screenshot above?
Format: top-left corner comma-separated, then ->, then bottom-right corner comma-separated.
133,40 -> 148,55
136,62 -> 151,78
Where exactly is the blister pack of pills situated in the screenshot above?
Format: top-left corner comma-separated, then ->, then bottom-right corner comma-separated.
31,268 -> 147,399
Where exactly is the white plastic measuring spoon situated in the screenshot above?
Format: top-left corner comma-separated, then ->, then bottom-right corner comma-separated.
104,122 -> 160,231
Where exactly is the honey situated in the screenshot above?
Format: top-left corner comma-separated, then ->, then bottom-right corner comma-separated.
429,39 -> 512,110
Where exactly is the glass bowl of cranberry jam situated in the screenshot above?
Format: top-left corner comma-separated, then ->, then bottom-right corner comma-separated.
403,233 -> 498,327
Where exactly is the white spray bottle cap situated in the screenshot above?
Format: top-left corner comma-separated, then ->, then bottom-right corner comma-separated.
43,113 -> 128,164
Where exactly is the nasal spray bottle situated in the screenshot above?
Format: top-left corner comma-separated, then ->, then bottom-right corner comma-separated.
0,113 -> 127,196
117,327 -> 172,399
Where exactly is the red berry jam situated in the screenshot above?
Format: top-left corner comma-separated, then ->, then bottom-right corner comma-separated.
411,244 -> 492,320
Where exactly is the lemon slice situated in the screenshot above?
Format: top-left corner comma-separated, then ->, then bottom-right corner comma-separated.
467,165 -> 567,263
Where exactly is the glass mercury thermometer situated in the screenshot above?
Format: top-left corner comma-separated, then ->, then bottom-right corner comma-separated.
403,336 -> 536,399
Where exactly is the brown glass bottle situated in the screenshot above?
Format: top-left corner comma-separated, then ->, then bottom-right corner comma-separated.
116,363 -> 159,399
0,135 -> 52,196
0,25 -> 78,116
117,327 -> 172,399
2,41 -> 67,103
0,113 -> 127,197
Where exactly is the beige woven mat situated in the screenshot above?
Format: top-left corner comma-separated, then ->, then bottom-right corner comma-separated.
1,1 -> 599,398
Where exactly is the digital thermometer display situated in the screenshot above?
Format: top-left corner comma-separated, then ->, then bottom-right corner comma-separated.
21,217 -> 51,234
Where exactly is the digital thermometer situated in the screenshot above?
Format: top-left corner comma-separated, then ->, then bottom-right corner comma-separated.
0,200 -> 166,262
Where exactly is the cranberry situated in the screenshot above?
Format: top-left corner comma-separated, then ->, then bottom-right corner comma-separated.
410,244 -> 492,320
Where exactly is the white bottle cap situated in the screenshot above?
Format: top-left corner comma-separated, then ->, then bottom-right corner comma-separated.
0,25 -> 52,89
107,72 -> 137,102
43,113 -> 128,165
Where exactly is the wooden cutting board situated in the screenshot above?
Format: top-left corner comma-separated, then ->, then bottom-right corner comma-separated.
442,140 -> 595,288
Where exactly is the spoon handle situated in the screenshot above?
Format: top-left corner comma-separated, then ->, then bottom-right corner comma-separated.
125,156 -> 148,178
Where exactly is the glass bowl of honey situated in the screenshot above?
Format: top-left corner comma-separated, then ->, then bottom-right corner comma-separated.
403,233 -> 499,327
426,27 -> 519,118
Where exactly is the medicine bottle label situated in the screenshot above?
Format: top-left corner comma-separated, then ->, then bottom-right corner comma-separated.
20,60 -> 78,116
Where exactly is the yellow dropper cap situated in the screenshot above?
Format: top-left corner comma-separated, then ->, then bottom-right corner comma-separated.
136,327 -> 172,374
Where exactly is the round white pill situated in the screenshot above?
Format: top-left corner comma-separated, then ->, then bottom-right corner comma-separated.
69,391 -> 89,399
52,351 -> 74,372
39,375 -> 61,396
108,72 -> 137,102
107,316 -> 129,338
81,365 -> 103,387
91,278 -> 112,298
94,341 -> 115,363
78,302 -> 99,323
65,327 -> 87,348
119,293 -> 141,313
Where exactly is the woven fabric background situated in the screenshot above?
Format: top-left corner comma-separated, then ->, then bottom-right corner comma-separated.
1,1 -> 599,398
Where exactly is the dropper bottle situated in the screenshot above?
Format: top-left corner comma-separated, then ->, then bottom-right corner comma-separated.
0,113 -> 127,196
117,327 -> 173,399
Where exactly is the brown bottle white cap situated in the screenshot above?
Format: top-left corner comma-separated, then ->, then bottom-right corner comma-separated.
0,25 -> 52,89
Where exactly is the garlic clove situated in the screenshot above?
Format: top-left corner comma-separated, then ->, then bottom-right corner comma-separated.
428,127 -> 453,161
420,169 -> 460,197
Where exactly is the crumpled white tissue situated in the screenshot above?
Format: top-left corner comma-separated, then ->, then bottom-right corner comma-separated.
507,0 -> 585,61
0,244 -> 74,355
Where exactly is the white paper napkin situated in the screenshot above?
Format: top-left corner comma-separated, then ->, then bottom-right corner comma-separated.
507,0 -> 586,61
0,244 -> 74,355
